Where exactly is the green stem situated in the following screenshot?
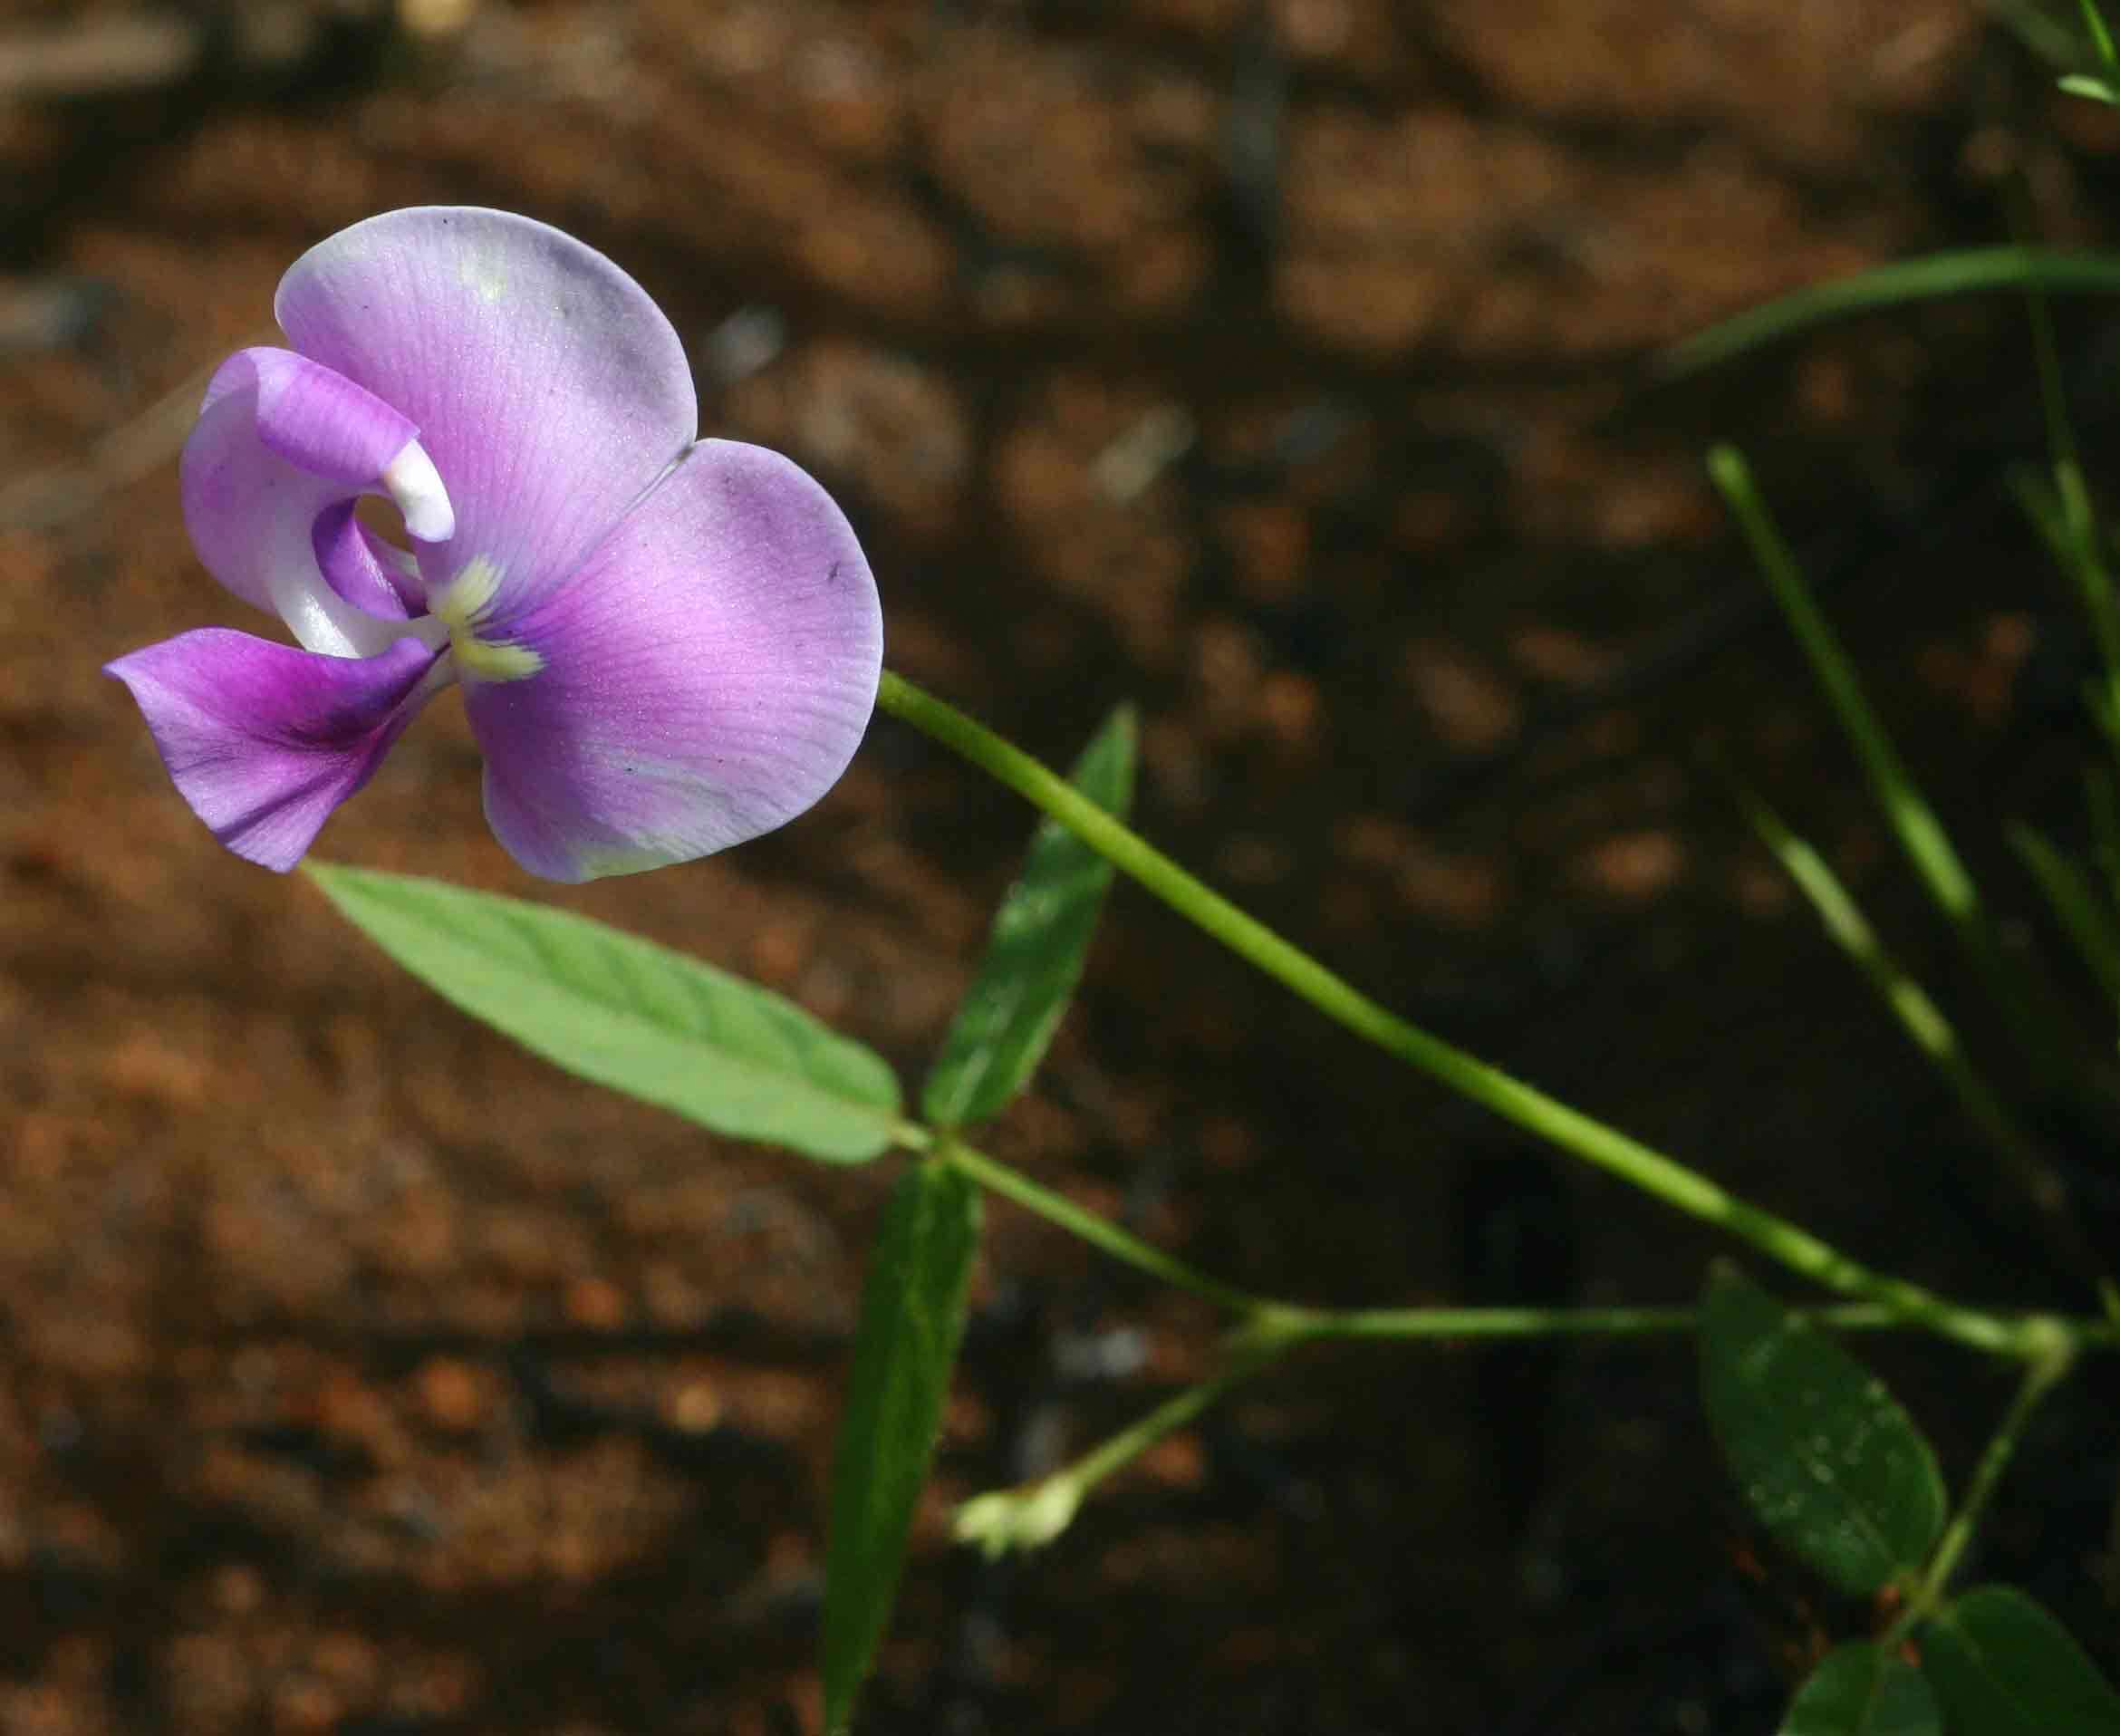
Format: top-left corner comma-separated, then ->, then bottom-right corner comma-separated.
914,1125 -> 2118,1353
877,670 -> 2033,1355
1278,1301 -> 1898,1343
913,1127 -> 1272,1316
1056,1350 -> 1275,1501
955,1341 -> 1289,1558
1890,1329 -> 2076,1639
1288,1302 -> 2116,1350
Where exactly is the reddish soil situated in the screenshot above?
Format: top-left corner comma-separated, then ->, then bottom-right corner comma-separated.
4,2 -> 2118,1731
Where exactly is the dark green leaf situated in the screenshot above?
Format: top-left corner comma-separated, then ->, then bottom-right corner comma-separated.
307,864 -> 901,1162
920,706 -> 1135,1125
1698,1266 -> 1946,1596
1923,1585 -> 2120,1736
1780,1642 -> 1941,1736
821,1160 -> 981,1735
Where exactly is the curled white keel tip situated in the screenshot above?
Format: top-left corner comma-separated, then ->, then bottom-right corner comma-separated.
381,439 -> 456,543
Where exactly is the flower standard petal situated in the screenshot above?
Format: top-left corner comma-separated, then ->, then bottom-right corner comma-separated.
105,632 -> 447,872
275,207 -> 699,612
462,440 -> 882,882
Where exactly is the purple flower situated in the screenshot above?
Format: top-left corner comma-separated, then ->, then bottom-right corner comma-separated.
107,207 -> 882,881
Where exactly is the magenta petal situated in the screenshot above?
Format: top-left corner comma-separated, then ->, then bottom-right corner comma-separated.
105,632 -> 444,871
275,208 -> 698,613
464,440 -> 882,882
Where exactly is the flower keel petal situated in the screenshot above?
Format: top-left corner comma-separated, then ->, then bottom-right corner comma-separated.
313,501 -> 416,620
183,357 -> 450,657
466,440 -> 882,881
106,632 -> 445,871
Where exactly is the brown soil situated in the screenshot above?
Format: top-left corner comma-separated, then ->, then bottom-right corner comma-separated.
4,2 -> 2117,1731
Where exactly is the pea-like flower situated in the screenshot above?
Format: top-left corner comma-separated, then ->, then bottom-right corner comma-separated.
107,207 -> 882,881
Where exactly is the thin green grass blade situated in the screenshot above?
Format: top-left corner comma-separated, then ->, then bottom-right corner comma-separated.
1662,249 -> 2120,378
2010,229 -> 2120,726
2010,826 -> 2120,1010
2012,466 -> 2120,758
1710,446 -> 2071,1083
2087,768 -> 2120,899
2079,0 -> 2120,74
1988,0 -> 2093,69
1733,776 -> 2039,1166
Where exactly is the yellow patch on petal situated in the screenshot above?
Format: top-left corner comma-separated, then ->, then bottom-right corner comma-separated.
430,555 -> 544,683
458,249 -> 509,305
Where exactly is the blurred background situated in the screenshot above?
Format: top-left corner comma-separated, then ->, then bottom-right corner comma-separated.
5,0 -> 2120,1730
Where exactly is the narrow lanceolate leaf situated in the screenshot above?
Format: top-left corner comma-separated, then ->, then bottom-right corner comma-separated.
1698,1266 -> 1946,1596
1780,1642 -> 1941,1736
1922,1585 -> 2120,1736
920,705 -> 1136,1127
307,863 -> 901,1162
821,1160 -> 981,1736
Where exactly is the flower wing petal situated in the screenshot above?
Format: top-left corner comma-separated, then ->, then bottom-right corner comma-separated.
205,346 -> 420,494
465,440 -> 882,882
275,207 -> 699,611
106,632 -> 443,871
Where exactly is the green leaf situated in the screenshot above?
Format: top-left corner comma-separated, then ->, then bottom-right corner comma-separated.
1698,1267 -> 1946,1596
1662,248 -> 2120,378
1922,1585 -> 2120,1736
306,863 -> 901,1162
920,706 -> 1136,1126
2059,72 -> 2120,103
1780,1642 -> 1941,1736
821,1160 -> 981,1735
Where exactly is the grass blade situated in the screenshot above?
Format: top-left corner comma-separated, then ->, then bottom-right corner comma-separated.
1662,248 -> 2120,378
1733,776 -> 2040,1167
2010,826 -> 2120,1010
1710,446 -> 2070,1083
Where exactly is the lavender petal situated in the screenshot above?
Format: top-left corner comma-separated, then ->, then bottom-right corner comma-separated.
467,439 -> 882,881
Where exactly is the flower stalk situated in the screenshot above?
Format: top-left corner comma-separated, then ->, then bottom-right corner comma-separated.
876,670 -> 2054,1356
